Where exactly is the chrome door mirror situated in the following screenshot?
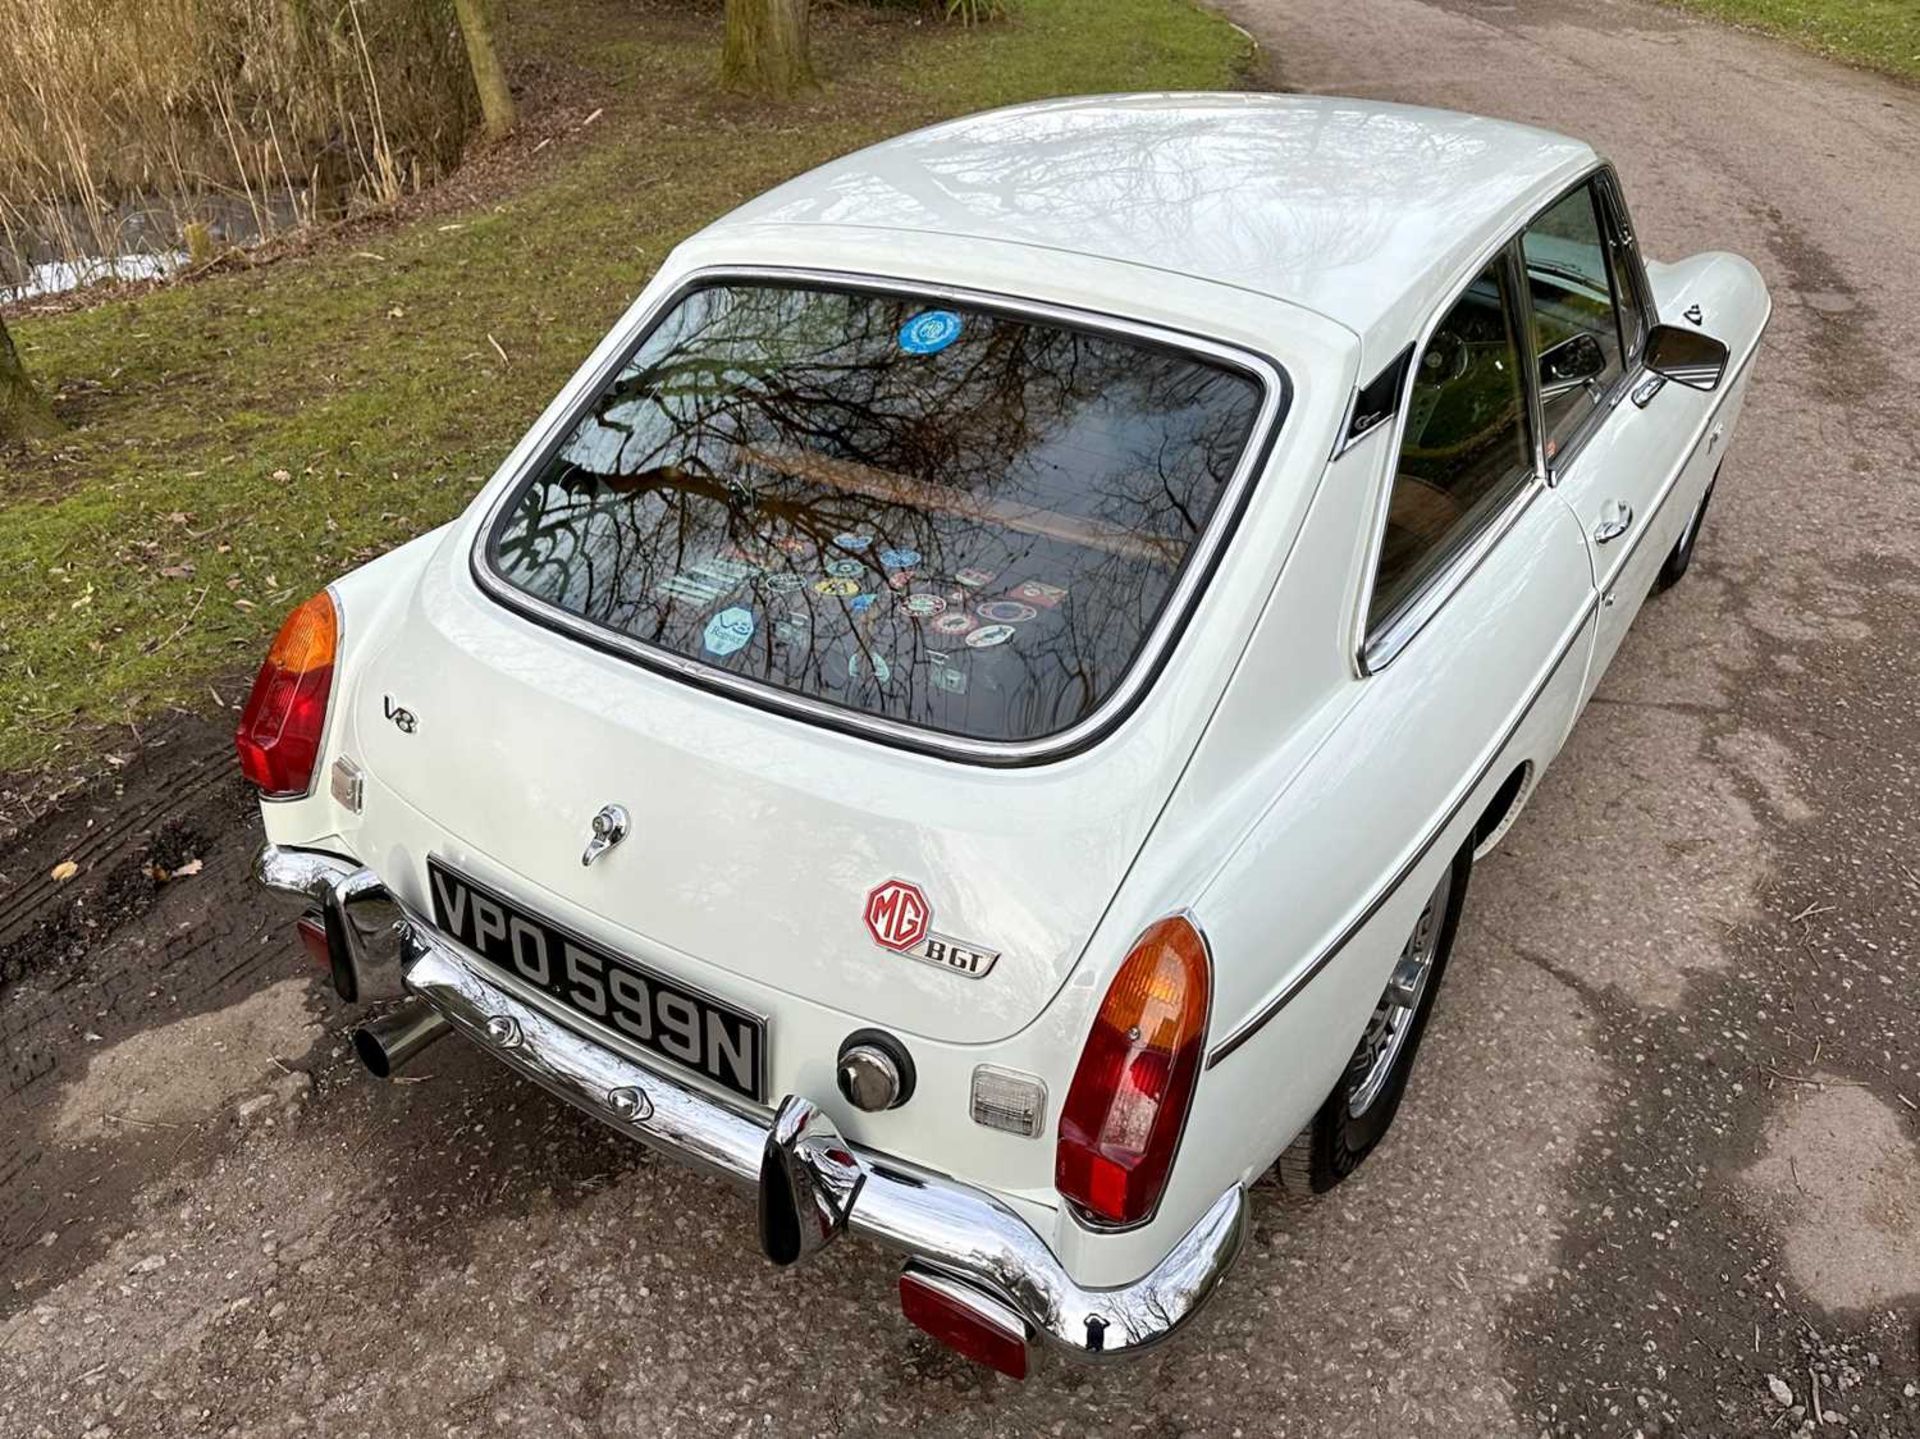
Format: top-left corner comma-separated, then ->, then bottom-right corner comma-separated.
1645,323 -> 1729,391
1537,331 -> 1609,399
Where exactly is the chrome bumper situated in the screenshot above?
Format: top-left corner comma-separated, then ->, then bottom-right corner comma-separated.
254,843 -> 1248,1360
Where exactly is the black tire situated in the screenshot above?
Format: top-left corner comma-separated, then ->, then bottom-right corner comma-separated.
1654,471 -> 1717,593
1277,846 -> 1472,1196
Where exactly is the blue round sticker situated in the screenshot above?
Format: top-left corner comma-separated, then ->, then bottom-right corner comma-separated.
878,547 -> 921,570
900,310 -> 963,355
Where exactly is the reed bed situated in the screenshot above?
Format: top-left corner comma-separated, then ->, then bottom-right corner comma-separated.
0,0 -> 481,291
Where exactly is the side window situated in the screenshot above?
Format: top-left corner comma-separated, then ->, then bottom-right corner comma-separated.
1369,255 -> 1534,630
1522,182 -> 1625,461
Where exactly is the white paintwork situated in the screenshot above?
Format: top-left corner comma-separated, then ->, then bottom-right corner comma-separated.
260,95 -> 1770,1292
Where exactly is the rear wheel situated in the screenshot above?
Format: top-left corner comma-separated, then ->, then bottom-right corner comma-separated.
1654,469 -> 1718,593
1277,848 -> 1471,1196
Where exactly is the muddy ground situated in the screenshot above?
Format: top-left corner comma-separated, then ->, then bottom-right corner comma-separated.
3,0 -> 1918,1434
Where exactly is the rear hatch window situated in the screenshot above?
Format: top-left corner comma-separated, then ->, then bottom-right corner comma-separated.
482,280 -> 1272,747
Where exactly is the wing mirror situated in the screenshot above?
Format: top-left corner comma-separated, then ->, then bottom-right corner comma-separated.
1537,332 -> 1608,399
1644,322 -> 1729,391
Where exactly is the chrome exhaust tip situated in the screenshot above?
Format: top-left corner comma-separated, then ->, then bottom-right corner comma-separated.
352,1000 -> 451,1079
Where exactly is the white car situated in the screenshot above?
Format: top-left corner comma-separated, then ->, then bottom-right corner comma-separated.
246,95 -> 1769,1376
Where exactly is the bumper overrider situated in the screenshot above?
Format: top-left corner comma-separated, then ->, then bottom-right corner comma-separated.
255,843 -> 1247,1368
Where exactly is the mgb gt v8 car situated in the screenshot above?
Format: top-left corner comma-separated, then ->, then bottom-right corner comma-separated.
246,96 -> 1768,1376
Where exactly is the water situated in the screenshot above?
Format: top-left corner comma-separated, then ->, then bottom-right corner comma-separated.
1,251 -> 186,302
0,190 -> 305,302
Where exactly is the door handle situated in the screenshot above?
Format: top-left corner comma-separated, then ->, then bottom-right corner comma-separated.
1593,500 -> 1634,545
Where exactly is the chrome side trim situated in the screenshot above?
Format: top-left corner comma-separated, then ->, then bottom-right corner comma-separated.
466,265 -> 1292,769
1210,314 -> 1769,1068
1207,585 -> 1600,1069
393,914 -> 1246,1358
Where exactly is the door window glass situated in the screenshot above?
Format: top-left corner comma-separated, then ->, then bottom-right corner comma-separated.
1369,256 -> 1533,629
1523,183 -> 1625,460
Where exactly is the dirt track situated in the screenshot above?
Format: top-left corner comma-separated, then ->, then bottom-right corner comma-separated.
3,1 -> 1918,1434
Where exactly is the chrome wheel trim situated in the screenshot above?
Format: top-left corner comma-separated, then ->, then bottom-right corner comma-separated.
1346,867 -> 1452,1119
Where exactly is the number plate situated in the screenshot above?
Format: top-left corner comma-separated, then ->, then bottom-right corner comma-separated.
427,859 -> 765,1101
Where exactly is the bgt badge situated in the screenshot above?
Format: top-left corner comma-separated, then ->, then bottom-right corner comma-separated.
862,877 -> 1000,980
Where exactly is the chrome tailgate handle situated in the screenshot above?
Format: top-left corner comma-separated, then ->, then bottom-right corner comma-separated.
759,1095 -> 866,1265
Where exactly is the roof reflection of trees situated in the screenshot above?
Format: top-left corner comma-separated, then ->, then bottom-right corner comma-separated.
495,282 -> 1258,739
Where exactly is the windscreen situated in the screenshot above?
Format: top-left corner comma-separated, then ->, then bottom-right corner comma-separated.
486,281 -> 1268,745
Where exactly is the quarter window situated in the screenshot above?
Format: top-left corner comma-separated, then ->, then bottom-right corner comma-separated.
1369,256 -> 1534,630
1523,183 -> 1626,461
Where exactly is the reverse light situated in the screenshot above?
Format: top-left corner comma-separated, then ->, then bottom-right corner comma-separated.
1055,914 -> 1211,1227
236,590 -> 338,798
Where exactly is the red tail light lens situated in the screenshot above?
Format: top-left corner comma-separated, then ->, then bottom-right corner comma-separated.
1056,915 -> 1211,1226
236,591 -> 338,798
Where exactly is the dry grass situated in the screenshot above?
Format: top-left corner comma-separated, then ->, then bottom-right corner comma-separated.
0,0 -> 479,287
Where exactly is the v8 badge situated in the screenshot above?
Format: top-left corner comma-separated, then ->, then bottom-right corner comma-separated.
863,877 -> 1000,980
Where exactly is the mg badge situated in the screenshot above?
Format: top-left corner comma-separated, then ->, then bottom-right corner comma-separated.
862,877 -> 1000,980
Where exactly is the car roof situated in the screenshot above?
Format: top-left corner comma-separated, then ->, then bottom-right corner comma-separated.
710,93 -> 1600,374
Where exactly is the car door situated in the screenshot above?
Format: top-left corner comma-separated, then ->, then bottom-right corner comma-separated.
1524,171 -> 1714,705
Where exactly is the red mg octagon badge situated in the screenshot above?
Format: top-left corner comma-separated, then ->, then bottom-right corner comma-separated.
862,878 -> 999,980
864,878 -> 931,952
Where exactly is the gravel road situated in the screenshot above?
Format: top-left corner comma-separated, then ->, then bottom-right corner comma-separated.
2,1 -> 1916,1434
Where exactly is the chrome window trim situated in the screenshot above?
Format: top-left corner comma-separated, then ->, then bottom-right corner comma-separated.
1350,226 -> 1549,677
467,264 -> 1293,769
1361,477 -> 1545,673
1519,166 -> 1645,484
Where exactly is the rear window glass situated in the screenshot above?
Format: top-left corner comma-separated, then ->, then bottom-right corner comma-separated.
485,281 -> 1269,746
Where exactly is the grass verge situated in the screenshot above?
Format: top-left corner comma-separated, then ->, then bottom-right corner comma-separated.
1662,0 -> 1919,81
0,0 -> 1250,778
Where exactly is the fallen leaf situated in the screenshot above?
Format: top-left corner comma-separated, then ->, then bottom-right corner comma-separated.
172,858 -> 203,878
50,859 -> 79,882
270,469 -> 291,483
158,564 -> 195,579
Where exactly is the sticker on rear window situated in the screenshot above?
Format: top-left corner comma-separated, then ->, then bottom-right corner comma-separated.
965,624 -> 1016,649
899,310 -> 963,355
976,600 -> 1038,625
703,606 -> 755,657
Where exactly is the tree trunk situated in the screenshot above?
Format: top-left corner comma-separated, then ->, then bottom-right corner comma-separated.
721,0 -> 816,100
0,313 -> 59,442
451,0 -> 517,141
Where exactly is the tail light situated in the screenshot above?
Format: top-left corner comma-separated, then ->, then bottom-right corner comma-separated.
1055,914 -> 1210,1227
236,590 -> 338,798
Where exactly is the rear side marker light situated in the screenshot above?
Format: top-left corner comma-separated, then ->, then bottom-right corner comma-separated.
329,756 -> 365,814
1056,914 -> 1211,1228
970,1065 -> 1047,1137
899,1268 -> 1030,1379
236,590 -> 338,799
